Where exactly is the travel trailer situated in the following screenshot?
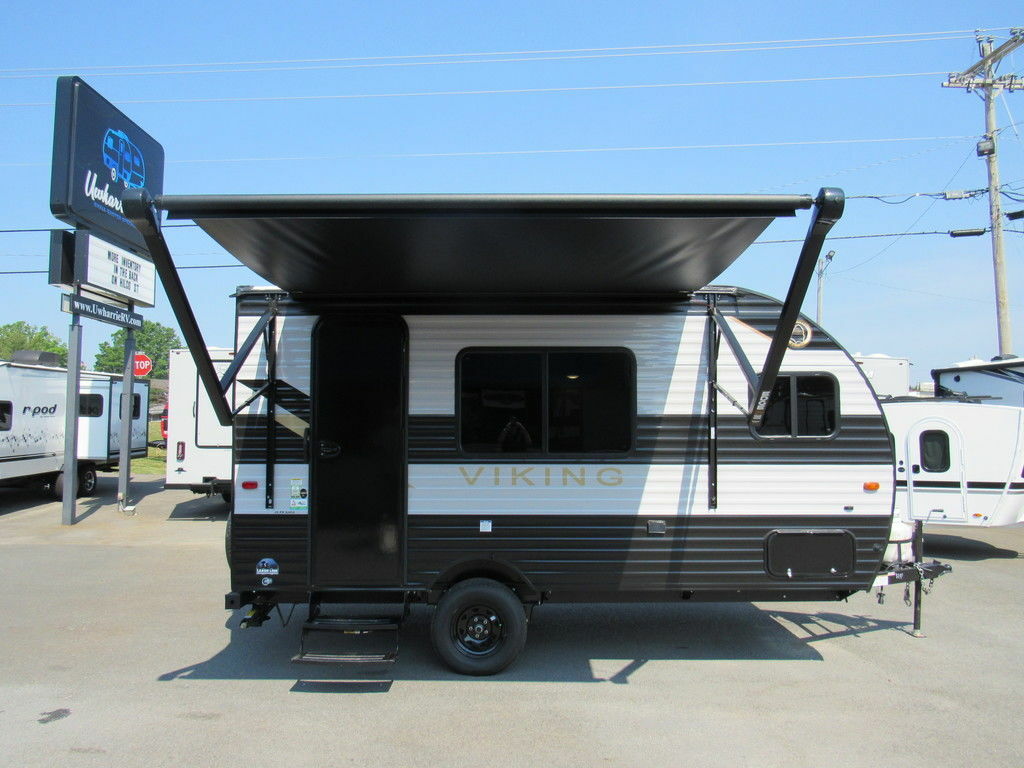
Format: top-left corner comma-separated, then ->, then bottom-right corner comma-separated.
165,347 -> 232,500
881,397 -> 1024,527
0,351 -> 149,497
933,358 -> 1024,407
123,188 -> 949,675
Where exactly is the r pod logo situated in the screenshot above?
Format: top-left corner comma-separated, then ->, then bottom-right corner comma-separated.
22,404 -> 58,417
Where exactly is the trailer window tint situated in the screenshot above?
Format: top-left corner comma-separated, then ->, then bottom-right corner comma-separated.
920,430 -> 950,473
0,401 -> 11,431
548,352 -> 632,452
79,394 -> 104,418
754,375 -> 837,438
460,352 -> 543,453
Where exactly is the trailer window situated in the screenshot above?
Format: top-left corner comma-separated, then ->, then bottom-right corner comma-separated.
79,394 -> 104,418
0,401 -> 11,431
459,348 -> 633,455
460,352 -> 543,453
132,393 -> 141,419
754,374 -> 837,438
920,430 -> 950,473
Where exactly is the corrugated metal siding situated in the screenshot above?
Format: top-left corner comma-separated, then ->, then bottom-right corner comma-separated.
230,514 -> 308,592
407,514 -> 890,592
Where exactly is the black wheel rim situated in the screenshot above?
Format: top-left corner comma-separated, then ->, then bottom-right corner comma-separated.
81,472 -> 96,494
452,604 -> 504,657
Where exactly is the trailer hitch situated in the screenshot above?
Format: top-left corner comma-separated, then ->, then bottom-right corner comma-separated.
239,604 -> 273,629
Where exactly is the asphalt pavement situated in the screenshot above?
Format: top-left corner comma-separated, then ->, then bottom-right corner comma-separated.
1,474 -> 1021,767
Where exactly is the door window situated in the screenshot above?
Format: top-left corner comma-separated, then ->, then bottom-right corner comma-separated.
919,430 -> 951,472
0,401 -> 11,431
79,394 -> 104,418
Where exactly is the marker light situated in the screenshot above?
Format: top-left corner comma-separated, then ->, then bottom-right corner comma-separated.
863,481 -> 880,492
176,441 -> 185,462
241,481 -> 258,490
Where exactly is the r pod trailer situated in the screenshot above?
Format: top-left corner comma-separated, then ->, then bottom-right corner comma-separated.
0,351 -> 149,497
125,189 -> 950,675
165,347 -> 233,500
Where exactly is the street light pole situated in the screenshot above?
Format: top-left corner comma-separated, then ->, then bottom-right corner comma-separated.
816,250 -> 835,326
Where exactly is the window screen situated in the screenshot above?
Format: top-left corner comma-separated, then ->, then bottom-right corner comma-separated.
0,401 -> 11,431
754,375 -> 837,438
459,349 -> 633,454
920,430 -> 951,473
79,394 -> 104,418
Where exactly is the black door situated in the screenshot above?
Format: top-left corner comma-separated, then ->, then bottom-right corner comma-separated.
311,315 -> 407,587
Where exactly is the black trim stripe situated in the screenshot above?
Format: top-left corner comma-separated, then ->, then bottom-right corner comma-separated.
896,479 -> 1024,491
0,451 -> 59,463
408,414 -> 892,464
407,514 -> 890,593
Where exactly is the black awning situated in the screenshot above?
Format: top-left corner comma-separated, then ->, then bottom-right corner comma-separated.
157,194 -> 813,298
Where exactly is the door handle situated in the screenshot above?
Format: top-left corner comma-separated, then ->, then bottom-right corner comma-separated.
318,439 -> 341,459
911,464 -> 920,474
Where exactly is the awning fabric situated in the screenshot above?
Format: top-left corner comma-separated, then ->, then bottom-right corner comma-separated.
157,194 -> 814,298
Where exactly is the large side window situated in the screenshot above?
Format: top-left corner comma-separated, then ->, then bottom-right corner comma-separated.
79,394 -> 104,418
459,349 -> 633,455
754,374 -> 838,438
920,430 -> 950,472
0,401 -> 11,431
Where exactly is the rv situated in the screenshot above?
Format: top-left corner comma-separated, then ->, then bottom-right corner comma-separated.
881,397 -> 1024,527
0,351 -> 150,497
933,357 -> 1024,407
123,188 -> 949,675
165,347 -> 233,500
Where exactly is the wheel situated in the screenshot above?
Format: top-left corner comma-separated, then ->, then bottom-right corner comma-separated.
224,515 -> 232,566
50,471 -> 76,500
430,577 -> 527,676
221,490 -> 233,504
110,166 -> 117,182
77,466 -> 98,497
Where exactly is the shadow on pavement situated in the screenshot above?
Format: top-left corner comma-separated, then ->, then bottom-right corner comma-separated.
168,495 -> 230,522
158,602 -> 907,687
925,533 -> 1019,561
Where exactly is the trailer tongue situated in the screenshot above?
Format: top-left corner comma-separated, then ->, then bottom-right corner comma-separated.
124,188 -> 950,674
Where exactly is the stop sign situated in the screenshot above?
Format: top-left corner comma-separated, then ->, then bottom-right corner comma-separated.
133,353 -> 153,377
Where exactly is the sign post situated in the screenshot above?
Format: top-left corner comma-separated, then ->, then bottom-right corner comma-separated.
49,75 -> 163,524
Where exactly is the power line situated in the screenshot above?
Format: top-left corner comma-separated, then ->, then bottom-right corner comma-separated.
0,70 -> 951,109
0,28 -> 997,76
833,274 -> 990,303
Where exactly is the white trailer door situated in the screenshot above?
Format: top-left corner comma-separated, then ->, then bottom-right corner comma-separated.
905,419 -> 967,523
195,359 -> 231,448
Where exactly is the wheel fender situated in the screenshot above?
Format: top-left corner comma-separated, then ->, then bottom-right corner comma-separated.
431,558 -> 539,604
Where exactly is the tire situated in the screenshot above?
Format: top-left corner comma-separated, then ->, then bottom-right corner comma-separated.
430,578 -> 527,676
224,515 -> 232,567
77,466 -> 98,497
50,471 -> 75,500
221,490 -> 233,505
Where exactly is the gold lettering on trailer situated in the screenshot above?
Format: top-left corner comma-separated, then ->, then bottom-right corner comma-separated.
458,466 -> 486,486
597,467 -> 623,486
562,467 -> 585,486
510,467 -> 534,486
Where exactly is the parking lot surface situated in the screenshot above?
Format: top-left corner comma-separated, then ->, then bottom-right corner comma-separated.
1,475 -> 1022,767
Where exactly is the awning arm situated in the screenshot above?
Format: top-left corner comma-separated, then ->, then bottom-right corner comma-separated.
709,306 -> 759,406
219,308 -> 272,394
123,189 -> 234,427
749,187 -> 845,428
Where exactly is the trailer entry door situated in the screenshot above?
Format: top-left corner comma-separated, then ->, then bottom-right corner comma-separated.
905,420 -> 967,523
311,315 -> 407,588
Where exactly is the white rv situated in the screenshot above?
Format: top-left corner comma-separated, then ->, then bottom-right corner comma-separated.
881,398 -> 1024,527
933,357 -> 1024,406
125,188 -> 950,675
165,347 -> 232,499
0,351 -> 150,497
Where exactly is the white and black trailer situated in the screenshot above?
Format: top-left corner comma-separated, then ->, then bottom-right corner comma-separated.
165,347 -> 233,499
0,350 -> 149,497
933,357 -> 1024,407
124,189 -> 949,675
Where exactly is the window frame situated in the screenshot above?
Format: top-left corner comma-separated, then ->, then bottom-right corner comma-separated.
455,346 -> 637,458
919,429 -> 951,473
79,393 -> 104,418
750,371 -> 841,441
0,401 -> 12,432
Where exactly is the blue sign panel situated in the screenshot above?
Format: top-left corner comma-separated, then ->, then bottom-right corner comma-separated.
50,76 -> 164,252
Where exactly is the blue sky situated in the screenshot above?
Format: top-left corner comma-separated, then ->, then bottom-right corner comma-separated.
2,2 -> 1023,381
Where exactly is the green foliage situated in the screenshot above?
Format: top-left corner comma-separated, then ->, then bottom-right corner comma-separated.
94,320 -> 181,379
0,321 -> 68,366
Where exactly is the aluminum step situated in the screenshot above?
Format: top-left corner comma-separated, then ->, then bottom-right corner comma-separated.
293,614 -> 401,665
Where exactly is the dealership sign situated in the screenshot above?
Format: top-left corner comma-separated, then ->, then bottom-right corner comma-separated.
50,231 -> 156,307
50,76 -> 164,252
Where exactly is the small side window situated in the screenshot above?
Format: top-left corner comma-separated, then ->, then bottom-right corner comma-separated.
0,401 -> 12,431
754,374 -> 838,438
79,394 -> 104,418
132,393 -> 141,419
920,430 -> 951,473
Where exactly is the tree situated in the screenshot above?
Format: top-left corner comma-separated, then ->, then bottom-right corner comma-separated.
94,320 -> 181,380
0,321 -> 68,366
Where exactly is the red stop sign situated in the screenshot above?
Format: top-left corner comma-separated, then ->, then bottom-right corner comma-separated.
134,353 -> 153,377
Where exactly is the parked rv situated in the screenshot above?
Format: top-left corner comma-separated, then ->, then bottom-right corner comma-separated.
933,357 -> 1024,406
0,350 -> 150,497
165,347 -> 232,499
124,188 -> 950,675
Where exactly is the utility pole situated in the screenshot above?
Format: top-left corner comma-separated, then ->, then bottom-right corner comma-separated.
816,250 -> 835,326
943,29 -> 1024,358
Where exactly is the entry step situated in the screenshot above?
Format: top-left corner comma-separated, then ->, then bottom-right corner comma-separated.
293,615 -> 401,665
